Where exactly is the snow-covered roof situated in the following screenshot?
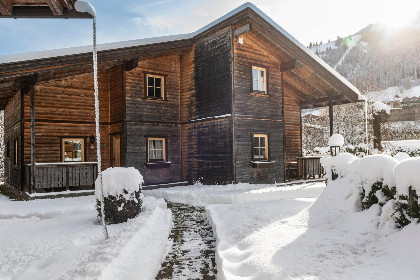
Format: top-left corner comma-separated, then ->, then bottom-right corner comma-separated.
0,2 -> 361,98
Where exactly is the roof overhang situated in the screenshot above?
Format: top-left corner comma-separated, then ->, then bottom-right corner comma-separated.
0,0 -> 93,18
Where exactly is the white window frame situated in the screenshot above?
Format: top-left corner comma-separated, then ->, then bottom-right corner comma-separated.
252,66 -> 267,93
62,138 -> 85,162
147,137 -> 166,162
253,134 -> 268,161
146,74 -> 165,99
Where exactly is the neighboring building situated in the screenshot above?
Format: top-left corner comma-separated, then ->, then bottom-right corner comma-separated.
0,3 -> 361,192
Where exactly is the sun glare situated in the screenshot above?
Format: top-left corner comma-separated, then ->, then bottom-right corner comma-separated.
376,1 -> 420,30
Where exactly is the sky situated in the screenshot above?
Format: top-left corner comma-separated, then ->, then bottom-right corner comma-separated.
0,0 -> 419,56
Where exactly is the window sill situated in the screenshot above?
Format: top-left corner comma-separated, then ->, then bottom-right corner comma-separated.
145,161 -> 171,169
143,97 -> 166,101
250,92 -> 268,96
251,160 -> 275,168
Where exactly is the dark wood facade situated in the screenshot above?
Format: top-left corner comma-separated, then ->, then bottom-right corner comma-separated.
0,4 -> 361,190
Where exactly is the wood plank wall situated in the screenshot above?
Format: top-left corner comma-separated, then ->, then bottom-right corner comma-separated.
284,89 -> 302,164
233,29 -> 285,183
181,28 -> 234,184
22,72 -> 111,170
4,91 -> 22,188
124,54 -> 182,185
109,65 -> 125,166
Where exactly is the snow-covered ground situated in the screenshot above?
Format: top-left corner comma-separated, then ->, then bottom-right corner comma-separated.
144,181 -> 324,207
2,178 -> 419,279
149,181 -> 419,280
0,195 -> 171,280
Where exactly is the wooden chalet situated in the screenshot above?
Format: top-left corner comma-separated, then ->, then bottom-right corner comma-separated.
0,3 -> 362,192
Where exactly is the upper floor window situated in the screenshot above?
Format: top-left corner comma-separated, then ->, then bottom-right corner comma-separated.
252,66 -> 267,93
148,137 -> 166,162
253,134 -> 268,161
146,74 -> 165,99
62,138 -> 84,162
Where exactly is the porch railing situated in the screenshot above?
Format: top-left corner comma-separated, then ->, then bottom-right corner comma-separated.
24,162 -> 98,190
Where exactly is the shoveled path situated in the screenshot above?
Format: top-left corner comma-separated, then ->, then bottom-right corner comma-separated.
155,202 -> 217,280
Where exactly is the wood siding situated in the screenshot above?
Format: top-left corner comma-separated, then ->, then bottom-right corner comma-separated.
22,72 -> 111,171
284,88 -> 302,164
124,54 -> 182,185
233,29 -> 285,183
181,28 -> 234,184
4,91 -> 22,189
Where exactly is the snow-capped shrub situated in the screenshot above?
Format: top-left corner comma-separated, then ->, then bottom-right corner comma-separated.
359,155 -> 398,209
320,153 -> 357,181
96,167 -> 144,225
393,158 -> 420,227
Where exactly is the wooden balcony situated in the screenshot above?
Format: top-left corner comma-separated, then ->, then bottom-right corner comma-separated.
24,162 -> 98,191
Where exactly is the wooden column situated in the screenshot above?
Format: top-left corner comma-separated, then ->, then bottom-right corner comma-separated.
30,83 -> 35,193
373,112 -> 383,151
329,102 -> 334,136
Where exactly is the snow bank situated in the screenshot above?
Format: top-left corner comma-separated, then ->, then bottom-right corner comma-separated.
328,133 -> 344,147
394,157 -> 420,196
372,101 -> 391,115
96,167 -> 143,199
359,155 -> 398,191
0,195 -> 171,279
74,0 -> 96,17
144,182 -> 325,206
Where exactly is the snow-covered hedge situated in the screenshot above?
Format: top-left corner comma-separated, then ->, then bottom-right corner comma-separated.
321,154 -> 420,228
359,155 -> 397,209
96,167 -> 144,224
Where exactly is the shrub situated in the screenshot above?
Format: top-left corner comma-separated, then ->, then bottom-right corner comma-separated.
96,167 -> 144,225
96,189 -> 142,225
360,180 -> 396,210
394,188 -> 419,228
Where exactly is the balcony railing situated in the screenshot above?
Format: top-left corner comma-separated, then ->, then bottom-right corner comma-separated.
24,162 -> 98,190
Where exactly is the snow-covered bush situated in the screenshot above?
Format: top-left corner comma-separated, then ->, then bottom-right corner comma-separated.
96,167 -> 144,225
359,155 -> 398,209
393,158 -> 420,227
320,153 -> 357,181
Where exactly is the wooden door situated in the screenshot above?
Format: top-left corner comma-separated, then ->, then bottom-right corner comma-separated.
112,134 -> 121,167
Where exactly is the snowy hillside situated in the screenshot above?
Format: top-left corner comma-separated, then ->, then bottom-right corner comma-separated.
311,23 -> 420,93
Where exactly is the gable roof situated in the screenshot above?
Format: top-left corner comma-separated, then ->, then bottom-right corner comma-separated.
0,2 -> 364,109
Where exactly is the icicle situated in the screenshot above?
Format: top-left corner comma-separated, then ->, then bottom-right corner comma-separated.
92,15 -> 108,240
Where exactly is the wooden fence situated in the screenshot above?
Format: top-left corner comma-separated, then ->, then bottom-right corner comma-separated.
24,162 -> 98,190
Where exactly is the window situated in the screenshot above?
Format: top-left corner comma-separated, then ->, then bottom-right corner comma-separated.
147,138 -> 166,162
62,138 -> 85,162
14,138 -> 18,165
252,66 -> 267,93
253,134 -> 268,161
146,74 -> 165,99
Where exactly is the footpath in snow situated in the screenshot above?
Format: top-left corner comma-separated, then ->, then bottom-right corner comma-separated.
0,195 -> 171,280
156,202 -> 217,280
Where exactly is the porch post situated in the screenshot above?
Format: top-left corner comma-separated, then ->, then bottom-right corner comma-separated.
329,102 -> 333,136
30,83 -> 35,193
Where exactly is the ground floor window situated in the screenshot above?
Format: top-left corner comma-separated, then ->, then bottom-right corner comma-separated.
62,138 -> 84,162
253,134 -> 268,161
147,138 -> 166,162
